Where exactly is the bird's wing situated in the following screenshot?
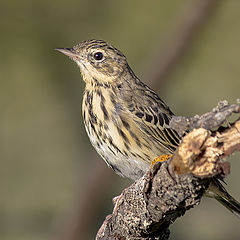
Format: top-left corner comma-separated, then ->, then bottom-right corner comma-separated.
121,84 -> 180,153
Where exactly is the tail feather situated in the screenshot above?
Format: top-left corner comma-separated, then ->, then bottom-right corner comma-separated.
215,194 -> 240,218
205,178 -> 240,218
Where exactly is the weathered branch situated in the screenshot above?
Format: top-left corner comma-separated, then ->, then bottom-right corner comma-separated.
169,100 -> 240,136
96,101 -> 240,240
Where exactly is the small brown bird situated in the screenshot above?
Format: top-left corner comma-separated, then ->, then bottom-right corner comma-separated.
56,39 -> 240,217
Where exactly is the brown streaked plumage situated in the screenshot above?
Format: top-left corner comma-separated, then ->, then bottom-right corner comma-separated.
56,39 -> 240,217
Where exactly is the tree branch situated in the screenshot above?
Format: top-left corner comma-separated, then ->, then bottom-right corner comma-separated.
96,101 -> 240,240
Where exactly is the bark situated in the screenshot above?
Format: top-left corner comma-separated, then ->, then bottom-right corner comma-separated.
96,101 -> 240,240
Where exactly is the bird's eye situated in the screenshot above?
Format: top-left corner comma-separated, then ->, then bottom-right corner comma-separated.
93,52 -> 104,61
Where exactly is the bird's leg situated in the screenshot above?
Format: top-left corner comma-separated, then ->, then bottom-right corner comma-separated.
150,154 -> 172,168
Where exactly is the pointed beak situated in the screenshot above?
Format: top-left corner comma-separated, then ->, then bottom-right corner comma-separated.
55,48 -> 80,62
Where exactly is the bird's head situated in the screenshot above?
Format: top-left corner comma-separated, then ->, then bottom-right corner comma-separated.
56,39 -> 130,85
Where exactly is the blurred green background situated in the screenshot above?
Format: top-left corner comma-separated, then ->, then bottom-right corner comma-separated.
1,0 -> 240,239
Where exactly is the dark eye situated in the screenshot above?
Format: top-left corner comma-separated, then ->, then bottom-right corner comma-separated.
93,52 -> 104,61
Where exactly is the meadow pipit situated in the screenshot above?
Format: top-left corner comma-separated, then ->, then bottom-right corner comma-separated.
56,39 -> 240,216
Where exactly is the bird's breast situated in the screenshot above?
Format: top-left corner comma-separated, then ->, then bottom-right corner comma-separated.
82,86 -> 158,180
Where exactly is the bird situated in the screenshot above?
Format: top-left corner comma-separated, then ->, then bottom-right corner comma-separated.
56,39 -> 240,217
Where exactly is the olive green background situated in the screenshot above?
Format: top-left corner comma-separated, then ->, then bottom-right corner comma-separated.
1,0 -> 240,240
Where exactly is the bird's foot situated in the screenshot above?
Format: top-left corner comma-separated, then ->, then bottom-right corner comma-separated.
150,154 -> 172,168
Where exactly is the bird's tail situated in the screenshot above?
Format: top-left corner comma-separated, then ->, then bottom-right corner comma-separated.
205,178 -> 240,218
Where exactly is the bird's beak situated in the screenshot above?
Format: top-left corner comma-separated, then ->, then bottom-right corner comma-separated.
55,48 -> 79,62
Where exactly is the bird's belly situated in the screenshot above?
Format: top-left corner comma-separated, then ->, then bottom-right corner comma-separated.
85,121 -> 150,180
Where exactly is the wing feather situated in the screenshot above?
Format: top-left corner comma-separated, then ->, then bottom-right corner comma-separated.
122,85 -> 180,153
